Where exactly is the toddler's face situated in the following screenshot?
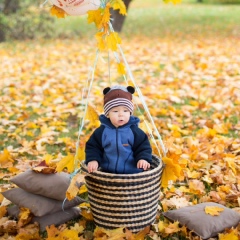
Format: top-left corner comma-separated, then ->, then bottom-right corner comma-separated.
108,106 -> 131,128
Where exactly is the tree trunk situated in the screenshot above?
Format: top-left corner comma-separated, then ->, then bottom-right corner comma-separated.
3,0 -> 20,15
0,28 -> 6,42
110,0 -> 132,32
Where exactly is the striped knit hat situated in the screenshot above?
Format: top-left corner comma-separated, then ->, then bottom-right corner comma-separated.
103,85 -> 135,116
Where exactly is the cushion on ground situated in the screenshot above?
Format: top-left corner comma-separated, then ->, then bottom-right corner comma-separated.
10,170 -> 71,201
163,202 -> 240,239
2,188 -> 85,217
7,205 -> 81,232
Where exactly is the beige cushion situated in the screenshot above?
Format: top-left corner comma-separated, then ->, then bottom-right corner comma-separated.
2,188 -> 85,217
8,205 -> 81,232
10,170 -> 71,201
163,202 -> 240,239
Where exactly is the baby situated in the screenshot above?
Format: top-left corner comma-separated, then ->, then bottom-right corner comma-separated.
85,85 -> 152,174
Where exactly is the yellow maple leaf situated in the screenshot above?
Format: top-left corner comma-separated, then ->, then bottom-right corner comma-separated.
117,62 -> 126,75
46,224 -> 60,238
0,149 -> 14,168
18,208 -> 32,228
88,9 -> 102,28
86,104 -> 100,128
80,202 -> 90,208
111,0 -> 127,15
56,153 -> 75,173
163,0 -> 182,4
106,32 -> 121,51
7,166 -> 19,173
95,32 -> 106,50
189,179 -> 205,195
161,157 -> 183,188
42,154 -> 54,166
66,173 -> 85,200
219,229 -> 238,240
100,3 -> 111,29
59,229 -> 79,240
158,220 -> 168,233
134,226 -> 150,240
224,157 -> 237,175
50,5 -> 66,18
79,184 -> 88,194
164,221 -> 181,234
81,209 -> 94,220
94,226 -> 125,239
86,104 -> 99,122
76,146 -> 85,163
205,206 -> 224,216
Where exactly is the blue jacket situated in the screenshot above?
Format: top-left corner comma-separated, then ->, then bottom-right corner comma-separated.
85,114 -> 152,174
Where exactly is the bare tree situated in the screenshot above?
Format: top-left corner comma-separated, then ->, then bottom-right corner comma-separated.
110,0 -> 132,32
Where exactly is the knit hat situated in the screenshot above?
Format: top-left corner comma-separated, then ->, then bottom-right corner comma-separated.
103,85 -> 135,116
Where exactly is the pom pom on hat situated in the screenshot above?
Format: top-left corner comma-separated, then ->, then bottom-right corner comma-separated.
103,86 -> 135,116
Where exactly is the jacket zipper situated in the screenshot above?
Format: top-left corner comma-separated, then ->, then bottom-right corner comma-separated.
115,128 -> 119,173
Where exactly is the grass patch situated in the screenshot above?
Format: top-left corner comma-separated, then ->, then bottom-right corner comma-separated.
53,0 -> 240,39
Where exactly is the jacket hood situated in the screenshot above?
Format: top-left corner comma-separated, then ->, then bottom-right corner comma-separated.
99,114 -> 139,129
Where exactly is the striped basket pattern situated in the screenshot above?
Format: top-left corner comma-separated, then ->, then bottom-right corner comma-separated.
81,155 -> 164,233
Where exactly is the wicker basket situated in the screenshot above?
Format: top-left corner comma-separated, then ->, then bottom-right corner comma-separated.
81,155 -> 164,233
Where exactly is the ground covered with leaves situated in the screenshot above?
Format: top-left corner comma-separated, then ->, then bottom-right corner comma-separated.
0,36 -> 240,239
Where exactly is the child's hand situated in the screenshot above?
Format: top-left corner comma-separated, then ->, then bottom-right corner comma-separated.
137,159 -> 150,171
87,160 -> 99,173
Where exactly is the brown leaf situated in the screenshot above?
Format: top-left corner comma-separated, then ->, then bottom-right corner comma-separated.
32,166 -> 56,174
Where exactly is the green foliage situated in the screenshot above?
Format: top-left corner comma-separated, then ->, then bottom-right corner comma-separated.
0,0 -> 55,41
205,0 -> 240,4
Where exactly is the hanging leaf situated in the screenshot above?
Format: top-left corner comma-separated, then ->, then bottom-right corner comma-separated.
117,62 -> 126,75
95,32 -> 106,50
88,9 -> 102,28
111,0 -> 127,15
100,3 -> 111,32
66,173 -> 85,200
106,32 -> 121,51
56,153 -> 75,173
163,0 -> 182,4
86,104 -> 100,128
50,5 -> 66,18
161,157 -> 183,188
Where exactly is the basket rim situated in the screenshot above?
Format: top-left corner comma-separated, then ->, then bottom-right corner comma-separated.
81,154 -> 163,177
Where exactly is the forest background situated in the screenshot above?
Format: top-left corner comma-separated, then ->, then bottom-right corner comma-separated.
0,0 -> 240,239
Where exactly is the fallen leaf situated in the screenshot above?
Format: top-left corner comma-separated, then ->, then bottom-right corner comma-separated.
205,206 -> 224,216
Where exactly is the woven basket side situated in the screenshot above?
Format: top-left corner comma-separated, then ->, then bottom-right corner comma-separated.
86,179 -> 160,201
81,154 -> 162,180
92,207 -> 158,233
81,154 -> 163,233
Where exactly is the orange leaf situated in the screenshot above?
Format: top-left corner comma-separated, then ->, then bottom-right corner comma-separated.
50,5 -> 66,18
0,206 -> 7,218
32,166 -> 56,174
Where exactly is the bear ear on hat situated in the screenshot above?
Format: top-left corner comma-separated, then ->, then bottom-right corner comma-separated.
127,86 -> 135,94
103,87 -> 111,95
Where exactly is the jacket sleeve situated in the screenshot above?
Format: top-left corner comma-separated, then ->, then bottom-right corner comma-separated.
85,126 -> 105,164
130,125 -> 152,163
